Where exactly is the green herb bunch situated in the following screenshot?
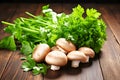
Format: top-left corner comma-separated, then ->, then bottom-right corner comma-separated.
0,4 -> 107,75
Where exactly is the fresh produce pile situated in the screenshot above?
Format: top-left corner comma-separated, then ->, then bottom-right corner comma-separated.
0,4 -> 107,75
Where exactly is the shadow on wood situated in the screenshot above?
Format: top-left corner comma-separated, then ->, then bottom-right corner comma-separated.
44,68 -> 62,79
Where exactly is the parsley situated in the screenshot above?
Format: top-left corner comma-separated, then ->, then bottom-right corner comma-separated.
0,35 -> 16,51
21,55 -> 48,75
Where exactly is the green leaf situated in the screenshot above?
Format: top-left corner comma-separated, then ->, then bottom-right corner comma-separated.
26,56 -> 36,67
72,4 -> 84,17
21,56 -> 36,71
32,67 -> 41,75
4,25 -> 15,34
21,55 -> 48,75
0,35 -> 16,51
32,63 -> 48,75
22,61 -> 32,71
86,8 -> 101,19
20,41 -> 34,56
42,4 -> 49,10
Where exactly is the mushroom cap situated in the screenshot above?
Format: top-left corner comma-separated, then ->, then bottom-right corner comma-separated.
67,51 -> 88,63
51,46 -> 59,51
45,50 -> 68,66
32,44 -> 51,62
56,38 -> 76,53
51,46 -> 67,54
78,47 -> 95,58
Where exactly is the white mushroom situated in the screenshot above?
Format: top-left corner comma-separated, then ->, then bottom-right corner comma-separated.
67,51 -> 88,68
32,43 -> 51,62
78,47 -> 95,62
45,50 -> 68,71
56,38 -> 76,53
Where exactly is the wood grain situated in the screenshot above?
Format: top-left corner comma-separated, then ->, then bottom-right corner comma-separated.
99,5 -> 120,45
98,5 -> 120,80
99,27 -> 120,80
0,50 -> 13,78
0,3 -> 17,39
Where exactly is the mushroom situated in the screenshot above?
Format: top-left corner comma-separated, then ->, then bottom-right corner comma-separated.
78,47 -> 95,62
51,46 -> 67,54
32,43 -> 51,62
67,51 -> 88,68
45,50 -> 68,71
51,46 -> 59,51
56,38 -> 76,53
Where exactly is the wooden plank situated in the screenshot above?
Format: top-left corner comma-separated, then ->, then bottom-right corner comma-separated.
0,50 -> 13,78
62,3 -> 77,14
95,4 -> 120,80
49,3 -> 63,13
0,51 -> 27,80
99,6 -> 120,45
99,27 -> 120,80
0,51 -> 43,80
108,4 -> 120,25
0,3 -> 17,25
34,3 -> 45,15
98,5 -> 120,80
0,3 -> 17,39
10,3 -> 38,21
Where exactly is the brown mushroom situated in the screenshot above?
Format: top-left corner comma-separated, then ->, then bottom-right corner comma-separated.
45,50 -> 68,71
56,38 -> 76,53
51,46 -> 67,54
67,51 -> 88,68
32,43 -> 51,62
78,47 -> 95,62
51,46 -> 59,51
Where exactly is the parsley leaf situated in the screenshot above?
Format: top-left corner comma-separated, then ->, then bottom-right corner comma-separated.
0,35 -> 16,51
20,41 -> 34,56
32,63 -> 48,75
21,55 -> 48,75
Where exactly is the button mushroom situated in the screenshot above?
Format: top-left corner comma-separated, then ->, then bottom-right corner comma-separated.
32,43 -> 51,62
51,46 -> 67,54
67,51 -> 88,68
51,46 -> 59,51
56,38 -> 76,53
45,50 -> 68,71
78,47 -> 95,62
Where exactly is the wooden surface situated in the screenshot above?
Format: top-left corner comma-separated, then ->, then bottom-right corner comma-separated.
0,3 -> 120,80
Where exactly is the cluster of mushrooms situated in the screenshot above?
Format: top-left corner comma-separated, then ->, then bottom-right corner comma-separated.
32,38 -> 95,71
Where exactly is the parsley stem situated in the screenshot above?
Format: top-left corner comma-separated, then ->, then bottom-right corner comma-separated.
21,27 -> 39,34
25,12 -> 36,18
1,21 -> 14,26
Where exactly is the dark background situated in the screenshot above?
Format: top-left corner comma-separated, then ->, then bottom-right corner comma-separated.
0,0 -> 119,3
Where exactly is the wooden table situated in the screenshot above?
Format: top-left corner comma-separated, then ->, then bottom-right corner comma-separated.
0,3 -> 120,80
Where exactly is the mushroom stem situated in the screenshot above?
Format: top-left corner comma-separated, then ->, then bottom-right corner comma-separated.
51,65 -> 60,71
86,56 -> 90,62
71,60 -> 80,68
